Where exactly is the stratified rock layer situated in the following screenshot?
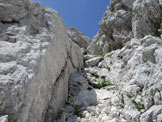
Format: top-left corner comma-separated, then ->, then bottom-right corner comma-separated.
0,0 -> 83,122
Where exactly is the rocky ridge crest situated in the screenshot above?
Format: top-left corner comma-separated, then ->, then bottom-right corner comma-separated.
88,0 -> 162,55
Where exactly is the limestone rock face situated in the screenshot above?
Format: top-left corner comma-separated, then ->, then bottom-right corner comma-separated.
88,0 -> 162,55
57,0 -> 162,121
0,0 -> 28,22
67,27 -> 91,49
1,0 -> 162,122
0,115 -> 8,122
62,36 -> 162,122
140,105 -> 162,122
0,0 -> 83,122
133,0 -> 162,38
98,35 -> 162,121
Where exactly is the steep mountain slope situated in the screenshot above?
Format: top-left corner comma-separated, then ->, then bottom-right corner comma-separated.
88,0 -> 162,55
57,0 -> 162,122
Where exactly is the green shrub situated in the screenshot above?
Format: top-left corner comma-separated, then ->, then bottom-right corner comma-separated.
94,74 -> 99,78
94,80 -> 113,89
99,54 -> 106,57
69,97 -> 84,117
74,105 -> 82,117
132,99 -> 144,111
106,53 -> 113,58
127,93 -> 132,99
104,66 -> 111,72
121,94 -> 124,104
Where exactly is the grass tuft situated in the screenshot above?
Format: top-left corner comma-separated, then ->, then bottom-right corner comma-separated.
104,66 -> 111,72
127,93 -> 132,99
132,99 -> 144,111
106,54 -> 113,58
94,80 -> 113,89
94,74 -> 99,78
99,54 -> 106,57
69,97 -> 84,118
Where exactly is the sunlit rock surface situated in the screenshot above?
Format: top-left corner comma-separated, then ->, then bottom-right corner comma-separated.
0,0 -> 83,122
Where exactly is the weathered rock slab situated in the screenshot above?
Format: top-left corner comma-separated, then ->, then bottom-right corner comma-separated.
0,0 -> 83,122
88,0 -> 162,55
85,57 -> 103,67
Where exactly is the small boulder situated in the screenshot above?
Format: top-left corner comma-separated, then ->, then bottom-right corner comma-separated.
83,54 -> 97,61
140,105 -> 162,122
85,57 -> 103,67
69,72 -> 89,97
74,89 -> 113,106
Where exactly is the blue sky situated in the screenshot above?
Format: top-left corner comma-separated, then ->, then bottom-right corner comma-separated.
32,0 -> 109,38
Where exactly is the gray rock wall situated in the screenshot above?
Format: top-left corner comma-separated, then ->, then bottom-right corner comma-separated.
88,0 -> 162,55
0,0 -> 83,122
78,0 -> 162,121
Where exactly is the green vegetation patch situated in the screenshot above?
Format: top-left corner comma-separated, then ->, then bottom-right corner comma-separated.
99,54 -> 106,57
69,97 -> 84,118
132,99 -> 145,111
93,74 -> 99,78
106,53 -> 113,58
104,66 -> 111,72
94,80 -> 113,89
121,94 -> 125,105
127,93 -> 132,99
